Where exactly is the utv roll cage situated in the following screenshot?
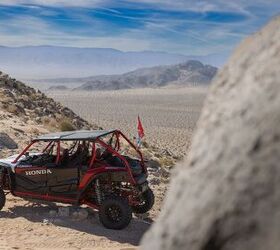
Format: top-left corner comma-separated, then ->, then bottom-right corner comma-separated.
13,130 -> 147,185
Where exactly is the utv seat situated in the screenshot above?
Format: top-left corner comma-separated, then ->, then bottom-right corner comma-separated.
32,154 -> 56,166
70,148 -> 89,167
60,149 -> 70,166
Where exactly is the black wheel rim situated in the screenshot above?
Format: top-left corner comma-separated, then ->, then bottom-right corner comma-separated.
138,194 -> 147,207
138,199 -> 146,207
106,205 -> 122,223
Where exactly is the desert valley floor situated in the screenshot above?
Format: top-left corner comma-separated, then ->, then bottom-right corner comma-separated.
48,87 -> 207,158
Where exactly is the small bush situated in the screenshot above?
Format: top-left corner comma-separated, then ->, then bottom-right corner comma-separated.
159,157 -> 175,168
42,116 -> 51,125
141,140 -> 149,148
49,119 -> 59,130
30,93 -> 38,101
29,127 -> 40,135
60,120 -> 75,131
6,104 -> 19,114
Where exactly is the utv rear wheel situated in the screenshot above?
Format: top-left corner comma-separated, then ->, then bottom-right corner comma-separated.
132,188 -> 154,214
0,188 -> 6,211
99,196 -> 132,230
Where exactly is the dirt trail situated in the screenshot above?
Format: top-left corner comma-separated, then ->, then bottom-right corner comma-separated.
0,195 -> 152,250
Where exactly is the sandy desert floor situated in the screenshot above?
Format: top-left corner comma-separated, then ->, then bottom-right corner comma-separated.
0,195 -> 157,250
48,87 -> 207,157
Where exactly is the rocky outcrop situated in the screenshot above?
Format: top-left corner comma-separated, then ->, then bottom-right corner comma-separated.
0,72 -> 97,130
142,16 -> 280,250
0,133 -> 18,149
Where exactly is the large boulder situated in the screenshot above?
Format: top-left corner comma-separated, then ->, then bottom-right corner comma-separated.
0,133 -> 18,150
142,16 -> 280,250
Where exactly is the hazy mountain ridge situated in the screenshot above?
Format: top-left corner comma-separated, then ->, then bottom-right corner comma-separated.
0,46 -> 224,80
65,60 -> 217,91
0,46 -> 189,79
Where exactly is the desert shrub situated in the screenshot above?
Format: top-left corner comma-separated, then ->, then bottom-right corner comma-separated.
159,157 -> 175,168
141,148 -> 154,158
42,116 -> 51,125
29,93 -> 38,101
29,127 -> 40,135
49,119 -> 59,130
6,104 -> 19,114
60,120 -> 75,131
141,140 -> 149,148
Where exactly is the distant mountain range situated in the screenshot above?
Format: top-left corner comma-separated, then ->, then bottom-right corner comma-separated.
0,46 -> 226,80
45,60 -> 217,91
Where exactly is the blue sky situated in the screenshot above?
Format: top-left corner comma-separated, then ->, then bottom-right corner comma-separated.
0,0 -> 279,57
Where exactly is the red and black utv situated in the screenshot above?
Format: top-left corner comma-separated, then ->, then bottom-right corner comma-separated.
0,130 -> 154,229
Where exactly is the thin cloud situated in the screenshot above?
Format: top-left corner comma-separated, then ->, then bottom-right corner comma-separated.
1,0 -> 279,12
0,0 -> 105,7
0,0 -> 279,58
0,14 -> 152,50
123,0 -> 279,13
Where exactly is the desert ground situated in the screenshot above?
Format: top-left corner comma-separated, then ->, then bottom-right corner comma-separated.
48,87 -> 208,158
0,196 -> 153,250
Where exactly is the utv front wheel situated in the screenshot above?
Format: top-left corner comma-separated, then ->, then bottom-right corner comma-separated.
99,196 -> 132,230
132,188 -> 154,214
0,188 -> 6,211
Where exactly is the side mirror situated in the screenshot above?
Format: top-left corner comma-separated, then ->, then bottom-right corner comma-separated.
25,152 -> 30,157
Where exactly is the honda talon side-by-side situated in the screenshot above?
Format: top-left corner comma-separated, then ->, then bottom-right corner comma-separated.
0,130 -> 154,229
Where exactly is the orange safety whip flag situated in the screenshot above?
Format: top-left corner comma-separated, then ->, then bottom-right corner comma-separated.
137,115 -> 145,147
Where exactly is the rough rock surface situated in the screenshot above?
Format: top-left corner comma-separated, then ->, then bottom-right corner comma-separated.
142,16 -> 280,250
0,72 -> 97,130
0,133 -> 18,149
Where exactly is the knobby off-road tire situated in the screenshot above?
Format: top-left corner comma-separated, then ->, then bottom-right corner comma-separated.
132,188 -> 155,214
0,188 -> 6,211
99,196 -> 132,230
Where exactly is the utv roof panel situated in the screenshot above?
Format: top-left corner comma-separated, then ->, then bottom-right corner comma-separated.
34,130 -> 115,141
